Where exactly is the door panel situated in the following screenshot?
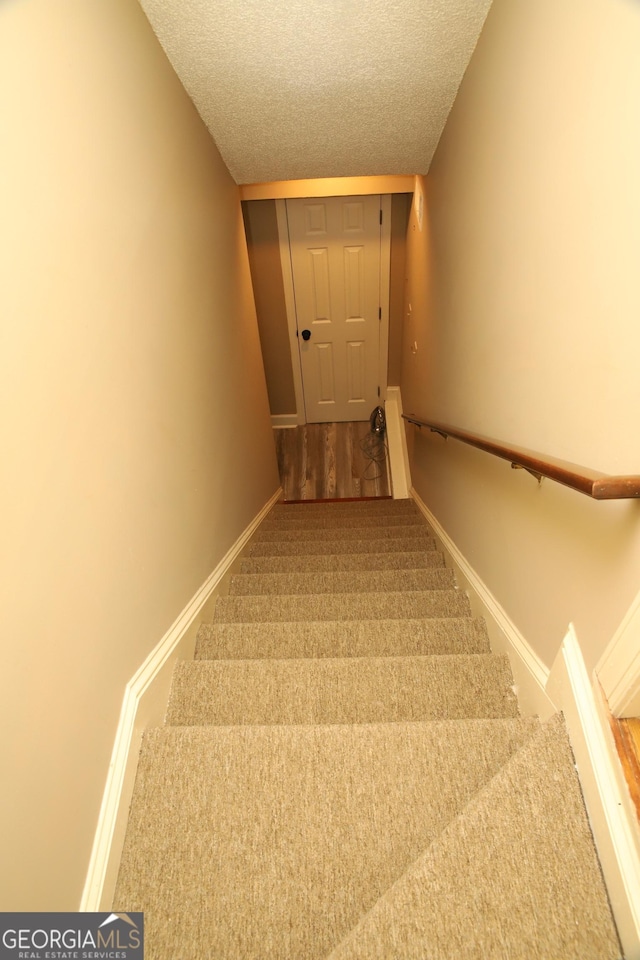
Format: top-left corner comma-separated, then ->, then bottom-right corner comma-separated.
316,342 -> 336,403
347,340 -> 366,402
344,246 -> 364,318
309,248 -> 331,321
286,195 -> 381,423
343,200 -> 365,232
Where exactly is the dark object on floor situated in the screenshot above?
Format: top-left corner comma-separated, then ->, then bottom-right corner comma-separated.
370,405 -> 386,437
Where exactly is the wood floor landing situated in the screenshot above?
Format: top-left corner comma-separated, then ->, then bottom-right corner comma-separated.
274,422 -> 391,501
612,716 -> 640,822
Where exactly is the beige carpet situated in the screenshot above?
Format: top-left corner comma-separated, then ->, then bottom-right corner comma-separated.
195,617 -> 491,660
114,499 -> 621,959
165,654 -> 518,725
246,534 -> 436,557
240,550 -> 443,573
212,590 -> 471,623
327,714 -> 618,960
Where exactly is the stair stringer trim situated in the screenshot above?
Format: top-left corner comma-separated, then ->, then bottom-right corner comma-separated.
79,487 -> 283,912
548,623 -> 640,960
384,386 -> 411,499
410,487 -> 554,720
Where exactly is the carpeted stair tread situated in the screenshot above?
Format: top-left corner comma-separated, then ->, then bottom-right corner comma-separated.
326,714 -> 621,960
114,717 -> 540,960
195,617 -> 492,660
116,497 -> 620,956
166,654 -> 518,726
213,589 -> 471,623
240,551 -> 444,574
252,524 -> 431,543
247,535 -> 437,557
261,513 -> 425,531
228,567 -> 453,596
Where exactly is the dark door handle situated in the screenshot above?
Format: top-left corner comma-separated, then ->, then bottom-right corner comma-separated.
301,329 -> 311,341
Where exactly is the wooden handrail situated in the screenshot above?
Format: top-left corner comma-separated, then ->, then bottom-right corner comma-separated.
402,415 -> 640,500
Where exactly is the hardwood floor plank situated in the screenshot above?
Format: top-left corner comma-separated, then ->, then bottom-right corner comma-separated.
355,422 -> 390,498
274,422 -> 391,501
336,422 -> 353,500
304,424 -> 319,500
324,422 -> 337,499
275,428 -> 287,499
612,717 -> 640,822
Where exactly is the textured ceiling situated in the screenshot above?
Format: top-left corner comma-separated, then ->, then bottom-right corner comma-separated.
139,0 -> 493,185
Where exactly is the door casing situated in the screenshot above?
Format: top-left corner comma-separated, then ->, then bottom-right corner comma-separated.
276,195 -> 391,425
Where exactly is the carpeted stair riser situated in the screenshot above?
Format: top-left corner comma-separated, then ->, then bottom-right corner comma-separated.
240,551 -> 444,574
166,654 -> 518,726
326,714 -> 621,960
114,717 -> 540,960
228,567 -> 453,597
247,535 -> 437,557
260,514 -> 425,531
195,617 -> 492,661
213,589 -> 471,623
273,500 -> 418,516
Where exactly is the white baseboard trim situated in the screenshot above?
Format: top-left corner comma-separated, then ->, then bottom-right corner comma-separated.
547,624 -> 640,959
80,487 -> 282,911
271,414 -> 300,428
410,487 -> 554,719
384,387 -> 410,500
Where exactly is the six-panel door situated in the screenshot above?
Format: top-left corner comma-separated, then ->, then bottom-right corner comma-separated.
286,195 -> 382,422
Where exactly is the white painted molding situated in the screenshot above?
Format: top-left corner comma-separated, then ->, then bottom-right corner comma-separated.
271,413 -> 298,429
240,175 -> 415,202
275,199 -> 305,425
597,589 -> 640,718
80,487 -> 283,911
378,195 -> 391,403
384,387 -> 410,499
411,487 -> 554,719
547,624 -> 640,959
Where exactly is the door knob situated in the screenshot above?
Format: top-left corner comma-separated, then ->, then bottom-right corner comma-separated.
301,329 -> 311,341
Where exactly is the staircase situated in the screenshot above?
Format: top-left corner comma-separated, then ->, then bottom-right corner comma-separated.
114,498 -> 621,959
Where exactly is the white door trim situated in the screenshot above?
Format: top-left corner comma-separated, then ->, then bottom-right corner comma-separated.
275,198 -> 306,425
379,194 -> 392,403
276,195 -> 391,425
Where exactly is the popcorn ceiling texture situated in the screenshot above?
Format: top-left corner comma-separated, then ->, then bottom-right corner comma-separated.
138,0 -> 494,183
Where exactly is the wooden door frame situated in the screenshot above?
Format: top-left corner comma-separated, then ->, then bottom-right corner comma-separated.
275,195 -> 392,426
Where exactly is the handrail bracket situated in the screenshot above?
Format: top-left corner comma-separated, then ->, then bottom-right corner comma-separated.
511,462 -> 543,485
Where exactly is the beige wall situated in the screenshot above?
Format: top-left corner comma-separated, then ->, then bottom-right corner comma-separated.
0,0 -> 278,909
401,0 -> 640,672
242,201 -> 297,415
